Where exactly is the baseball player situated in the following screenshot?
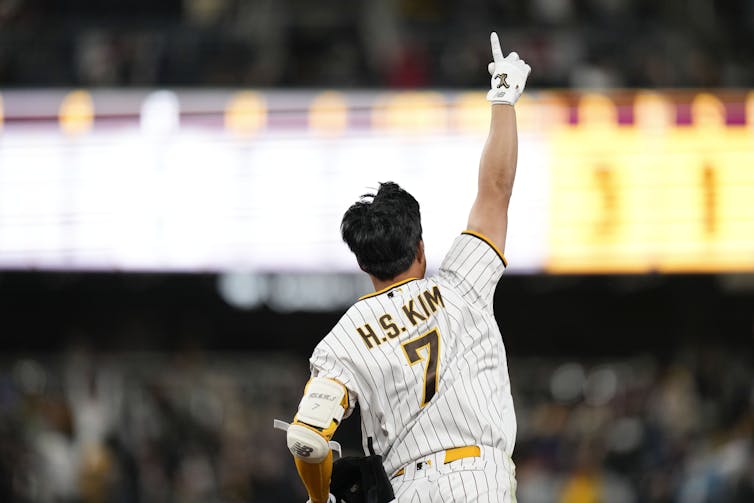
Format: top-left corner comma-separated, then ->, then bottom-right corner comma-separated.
276,32 -> 530,502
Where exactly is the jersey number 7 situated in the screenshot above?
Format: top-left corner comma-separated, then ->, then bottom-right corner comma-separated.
401,328 -> 441,407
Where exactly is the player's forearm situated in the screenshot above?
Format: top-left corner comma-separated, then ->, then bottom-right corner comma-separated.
467,104 -> 518,249
478,104 -> 518,208
295,453 -> 333,503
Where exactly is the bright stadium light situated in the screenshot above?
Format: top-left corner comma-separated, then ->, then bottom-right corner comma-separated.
225,91 -> 266,138
217,272 -> 267,310
634,91 -> 674,131
309,91 -> 348,136
691,93 -> 726,128
0,89 -> 751,273
372,92 -> 448,134
140,90 -> 180,135
59,90 -> 94,136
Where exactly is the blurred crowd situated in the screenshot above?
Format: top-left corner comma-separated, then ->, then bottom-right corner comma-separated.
0,344 -> 751,503
0,0 -> 752,88
512,347 -> 754,502
0,350 -> 309,503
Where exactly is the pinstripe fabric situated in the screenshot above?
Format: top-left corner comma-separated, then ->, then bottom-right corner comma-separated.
389,446 -> 516,503
310,233 -> 517,499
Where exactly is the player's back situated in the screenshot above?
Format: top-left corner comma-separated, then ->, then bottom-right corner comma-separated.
310,232 -> 516,477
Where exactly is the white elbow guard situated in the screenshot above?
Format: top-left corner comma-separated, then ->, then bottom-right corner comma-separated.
286,377 -> 347,463
287,423 -> 331,462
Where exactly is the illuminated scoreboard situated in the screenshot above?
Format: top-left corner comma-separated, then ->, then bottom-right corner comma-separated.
0,89 -> 752,273
549,92 -> 754,273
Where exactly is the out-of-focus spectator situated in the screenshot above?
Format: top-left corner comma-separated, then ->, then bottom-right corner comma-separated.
0,0 -> 751,88
0,343 -> 751,502
0,349 -> 307,503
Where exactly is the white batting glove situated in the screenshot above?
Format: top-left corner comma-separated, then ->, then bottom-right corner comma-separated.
486,32 -> 531,105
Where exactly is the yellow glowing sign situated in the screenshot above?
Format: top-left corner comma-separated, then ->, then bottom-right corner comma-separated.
454,92 -> 489,134
309,91 -> 348,136
549,93 -> 754,273
372,92 -> 448,133
59,90 -> 94,135
225,91 -> 266,137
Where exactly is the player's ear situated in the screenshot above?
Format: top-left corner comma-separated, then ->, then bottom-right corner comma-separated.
416,240 -> 425,264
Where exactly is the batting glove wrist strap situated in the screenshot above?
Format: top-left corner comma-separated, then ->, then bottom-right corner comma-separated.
305,495 -> 336,503
486,32 -> 531,105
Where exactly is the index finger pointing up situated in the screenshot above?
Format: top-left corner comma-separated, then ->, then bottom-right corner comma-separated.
490,32 -> 504,65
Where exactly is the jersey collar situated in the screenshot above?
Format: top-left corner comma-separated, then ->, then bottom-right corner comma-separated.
358,277 -> 420,301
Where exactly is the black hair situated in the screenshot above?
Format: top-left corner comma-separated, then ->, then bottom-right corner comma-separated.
340,182 -> 423,281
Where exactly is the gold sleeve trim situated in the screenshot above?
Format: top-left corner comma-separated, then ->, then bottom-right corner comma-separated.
461,230 -> 508,267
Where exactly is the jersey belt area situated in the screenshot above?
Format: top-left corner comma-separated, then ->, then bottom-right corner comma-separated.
392,445 -> 481,477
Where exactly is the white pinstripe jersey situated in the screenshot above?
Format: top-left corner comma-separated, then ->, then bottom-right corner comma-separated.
310,231 -> 517,478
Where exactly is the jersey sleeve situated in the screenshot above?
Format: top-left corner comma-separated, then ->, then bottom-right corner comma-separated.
438,230 -> 507,313
309,340 -> 359,419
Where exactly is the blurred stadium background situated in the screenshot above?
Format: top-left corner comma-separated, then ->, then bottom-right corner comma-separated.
1,1 -> 753,503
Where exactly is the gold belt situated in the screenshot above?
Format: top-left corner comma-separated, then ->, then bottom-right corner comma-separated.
392,445 -> 481,477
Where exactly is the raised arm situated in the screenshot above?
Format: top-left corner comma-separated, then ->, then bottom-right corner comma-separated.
467,32 -> 531,253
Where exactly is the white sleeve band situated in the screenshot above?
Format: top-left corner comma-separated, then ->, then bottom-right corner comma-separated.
296,377 -> 346,428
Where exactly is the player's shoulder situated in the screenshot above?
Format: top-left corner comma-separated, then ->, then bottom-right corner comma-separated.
313,286 -> 410,362
444,230 -> 508,268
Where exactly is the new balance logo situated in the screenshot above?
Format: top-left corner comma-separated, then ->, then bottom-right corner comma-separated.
292,442 -> 314,457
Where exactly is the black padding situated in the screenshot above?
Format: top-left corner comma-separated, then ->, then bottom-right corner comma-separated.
331,454 -> 395,503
